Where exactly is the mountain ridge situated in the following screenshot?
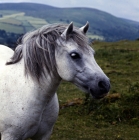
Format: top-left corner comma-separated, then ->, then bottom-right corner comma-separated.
0,2 -> 139,41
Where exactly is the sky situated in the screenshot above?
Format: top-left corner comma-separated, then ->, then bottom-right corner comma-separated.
0,0 -> 139,22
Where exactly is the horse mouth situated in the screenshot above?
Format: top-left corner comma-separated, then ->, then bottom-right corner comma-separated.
82,85 -> 108,99
89,88 -> 107,99
74,79 -> 110,99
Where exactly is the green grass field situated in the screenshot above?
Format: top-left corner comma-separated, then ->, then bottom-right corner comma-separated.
0,22 -> 24,34
0,10 -> 48,33
50,40 -> 139,140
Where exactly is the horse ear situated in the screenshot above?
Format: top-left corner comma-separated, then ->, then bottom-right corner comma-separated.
61,22 -> 73,39
79,21 -> 89,34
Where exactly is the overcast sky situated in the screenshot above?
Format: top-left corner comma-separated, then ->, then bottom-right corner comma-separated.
0,0 -> 139,22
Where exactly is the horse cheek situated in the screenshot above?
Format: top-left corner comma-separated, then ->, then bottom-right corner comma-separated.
56,58 -> 75,81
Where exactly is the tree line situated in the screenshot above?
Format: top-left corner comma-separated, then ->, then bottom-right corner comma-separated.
0,29 -> 22,49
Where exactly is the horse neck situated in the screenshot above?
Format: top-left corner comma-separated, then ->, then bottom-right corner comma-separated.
37,71 -> 62,99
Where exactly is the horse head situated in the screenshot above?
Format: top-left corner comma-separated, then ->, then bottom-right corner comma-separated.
55,22 -> 110,99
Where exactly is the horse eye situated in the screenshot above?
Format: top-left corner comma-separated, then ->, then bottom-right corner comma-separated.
70,52 -> 81,59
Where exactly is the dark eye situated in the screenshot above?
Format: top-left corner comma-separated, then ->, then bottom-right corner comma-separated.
70,52 -> 81,59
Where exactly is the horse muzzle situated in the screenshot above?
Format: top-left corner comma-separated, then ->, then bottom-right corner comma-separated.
78,76 -> 110,99
88,79 -> 110,99
73,67 -> 111,99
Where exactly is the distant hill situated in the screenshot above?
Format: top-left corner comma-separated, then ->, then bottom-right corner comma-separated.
0,2 -> 139,42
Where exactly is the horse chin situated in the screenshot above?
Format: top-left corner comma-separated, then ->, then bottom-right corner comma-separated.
88,88 -> 108,99
75,83 -> 109,100
90,92 -> 108,99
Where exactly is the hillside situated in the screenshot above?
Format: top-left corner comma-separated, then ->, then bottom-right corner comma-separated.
0,11 -> 47,33
0,3 -> 139,42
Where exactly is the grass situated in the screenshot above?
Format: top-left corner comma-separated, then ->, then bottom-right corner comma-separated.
0,22 -> 24,33
88,34 -> 104,41
93,40 -> 139,94
0,18 -> 22,25
50,40 -> 139,140
0,10 -> 19,15
0,10 -> 47,33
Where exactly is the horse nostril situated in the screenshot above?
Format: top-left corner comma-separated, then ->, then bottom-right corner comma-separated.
98,81 -> 108,93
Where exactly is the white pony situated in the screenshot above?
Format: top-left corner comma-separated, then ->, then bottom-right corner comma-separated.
0,22 -> 110,140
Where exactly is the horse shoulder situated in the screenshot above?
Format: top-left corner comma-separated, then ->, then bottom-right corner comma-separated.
0,45 -> 13,60
0,45 -> 14,71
